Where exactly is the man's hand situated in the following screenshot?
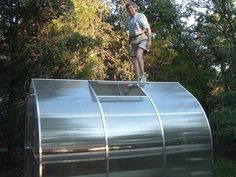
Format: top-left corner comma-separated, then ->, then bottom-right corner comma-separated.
128,43 -> 132,52
146,27 -> 152,50
147,41 -> 152,50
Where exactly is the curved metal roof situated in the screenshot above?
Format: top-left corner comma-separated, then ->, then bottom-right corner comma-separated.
25,79 -> 213,177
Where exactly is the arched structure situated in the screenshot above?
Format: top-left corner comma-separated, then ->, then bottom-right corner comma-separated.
25,79 -> 213,177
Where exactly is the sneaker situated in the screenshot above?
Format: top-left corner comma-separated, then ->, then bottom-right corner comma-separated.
140,75 -> 146,83
139,75 -> 146,85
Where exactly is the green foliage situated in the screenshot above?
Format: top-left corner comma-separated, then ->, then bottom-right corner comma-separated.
194,0 -> 236,89
195,0 -> 236,159
214,158 -> 236,177
35,0 -> 133,80
209,91 -> 236,157
210,108 -> 236,139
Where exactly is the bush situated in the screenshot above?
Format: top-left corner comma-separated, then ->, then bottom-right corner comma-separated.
214,158 -> 236,177
209,108 -> 236,158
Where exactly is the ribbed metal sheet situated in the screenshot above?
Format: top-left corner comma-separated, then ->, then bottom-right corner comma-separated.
25,79 -> 213,177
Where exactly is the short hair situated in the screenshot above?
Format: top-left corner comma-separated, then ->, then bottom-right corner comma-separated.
125,1 -> 138,9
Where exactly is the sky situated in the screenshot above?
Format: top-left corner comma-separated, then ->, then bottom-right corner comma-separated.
175,0 -> 184,3
174,0 -> 205,26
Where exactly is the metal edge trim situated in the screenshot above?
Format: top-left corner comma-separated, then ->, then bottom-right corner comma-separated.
31,78 -> 179,84
177,83 -> 214,177
97,95 -> 147,98
31,79 -> 43,177
137,85 -> 166,177
88,82 -> 109,177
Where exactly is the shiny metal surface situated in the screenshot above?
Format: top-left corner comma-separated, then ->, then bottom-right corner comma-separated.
32,80 -> 107,177
144,83 -> 213,177
25,79 -> 213,177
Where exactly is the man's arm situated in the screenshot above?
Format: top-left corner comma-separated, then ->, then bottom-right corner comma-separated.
146,26 -> 152,50
128,35 -> 132,44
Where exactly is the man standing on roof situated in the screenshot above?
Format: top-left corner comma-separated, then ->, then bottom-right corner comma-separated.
125,1 -> 152,84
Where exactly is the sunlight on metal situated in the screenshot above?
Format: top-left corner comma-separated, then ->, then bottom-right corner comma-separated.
24,79 -> 213,177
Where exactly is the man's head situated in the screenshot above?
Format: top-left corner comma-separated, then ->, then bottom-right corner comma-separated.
125,1 -> 138,17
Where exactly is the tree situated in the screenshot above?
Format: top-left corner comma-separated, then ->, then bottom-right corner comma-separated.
0,0 -> 71,173
0,1 -> 133,173
35,0 -> 134,80
188,0 -> 236,158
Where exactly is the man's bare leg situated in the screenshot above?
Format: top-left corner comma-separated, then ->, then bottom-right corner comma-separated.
136,48 -> 145,76
136,48 -> 146,84
132,57 -> 139,81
